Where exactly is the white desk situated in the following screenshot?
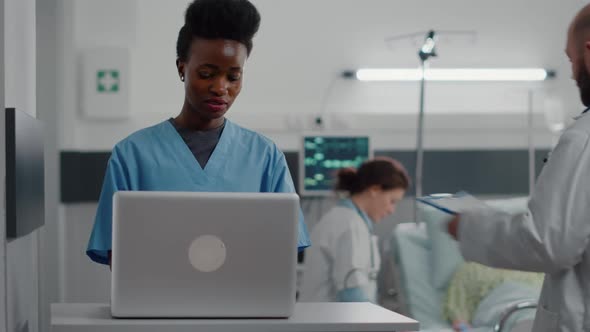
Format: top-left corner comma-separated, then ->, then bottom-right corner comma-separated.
51,302 -> 419,332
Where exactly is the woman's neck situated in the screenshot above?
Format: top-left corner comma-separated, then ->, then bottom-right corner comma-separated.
175,108 -> 224,131
350,194 -> 369,215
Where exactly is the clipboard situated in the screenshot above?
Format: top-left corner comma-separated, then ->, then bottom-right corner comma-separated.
417,191 -> 488,215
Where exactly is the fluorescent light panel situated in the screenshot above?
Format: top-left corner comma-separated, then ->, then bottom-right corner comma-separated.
355,68 -> 549,82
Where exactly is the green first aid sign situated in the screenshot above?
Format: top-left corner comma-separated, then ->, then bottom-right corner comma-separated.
97,69 -> 120,93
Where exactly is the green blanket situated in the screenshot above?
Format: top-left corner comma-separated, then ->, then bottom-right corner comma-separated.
442,262 -> 543,324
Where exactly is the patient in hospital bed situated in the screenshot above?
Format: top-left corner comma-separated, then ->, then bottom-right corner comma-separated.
443,262 -> 543,331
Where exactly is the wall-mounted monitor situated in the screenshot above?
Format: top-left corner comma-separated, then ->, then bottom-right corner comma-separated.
6,108 -> 44,239
299,135 -> 371,196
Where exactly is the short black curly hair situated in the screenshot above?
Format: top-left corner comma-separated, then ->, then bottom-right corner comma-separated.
176,0 -> 261,61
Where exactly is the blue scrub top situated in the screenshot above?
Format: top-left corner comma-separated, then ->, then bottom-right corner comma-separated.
87,119 -> 311,265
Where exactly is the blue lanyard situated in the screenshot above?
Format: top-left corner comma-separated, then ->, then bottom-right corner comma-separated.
339,199 -> 376,270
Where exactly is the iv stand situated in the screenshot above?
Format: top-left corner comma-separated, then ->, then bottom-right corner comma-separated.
527,90 -> 535,195
414,30 -> 437,223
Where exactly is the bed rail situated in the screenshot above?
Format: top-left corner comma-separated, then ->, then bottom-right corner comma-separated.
493,300 -> 537,332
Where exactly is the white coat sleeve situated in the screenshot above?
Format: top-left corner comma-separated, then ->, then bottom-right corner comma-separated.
459,129 -> 590,274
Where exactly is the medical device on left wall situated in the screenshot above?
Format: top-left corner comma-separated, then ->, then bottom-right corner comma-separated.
5,107 -> 45,239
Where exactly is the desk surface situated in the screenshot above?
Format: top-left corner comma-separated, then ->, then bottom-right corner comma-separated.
51,302 -> 419,332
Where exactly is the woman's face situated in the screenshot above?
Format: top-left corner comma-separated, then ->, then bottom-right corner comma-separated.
365,187 -> 405,223
176,38 -> 248,121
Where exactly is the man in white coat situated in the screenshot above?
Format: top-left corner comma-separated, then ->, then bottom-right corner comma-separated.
448,5 -> 590,332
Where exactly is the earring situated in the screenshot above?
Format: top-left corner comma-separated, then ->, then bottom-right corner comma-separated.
180,76 -> 184,82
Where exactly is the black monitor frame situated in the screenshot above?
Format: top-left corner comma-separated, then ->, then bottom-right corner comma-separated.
6,108 -> 45,239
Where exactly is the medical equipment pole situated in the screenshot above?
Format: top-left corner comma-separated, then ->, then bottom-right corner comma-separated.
414,30 -> 437,223
414,61 -> 427,222
528,90 -> 535,195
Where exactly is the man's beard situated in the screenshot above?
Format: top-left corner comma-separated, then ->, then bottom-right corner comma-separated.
576,63 -> 590,107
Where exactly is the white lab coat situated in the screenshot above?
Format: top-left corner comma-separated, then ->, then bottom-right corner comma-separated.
299,205 -> 380,303
459,112 -> 590,332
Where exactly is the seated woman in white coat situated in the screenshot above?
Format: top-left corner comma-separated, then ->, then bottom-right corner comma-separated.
299,158 -> 409,303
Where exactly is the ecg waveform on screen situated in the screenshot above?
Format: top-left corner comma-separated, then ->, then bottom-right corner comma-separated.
303,136 -> 370,192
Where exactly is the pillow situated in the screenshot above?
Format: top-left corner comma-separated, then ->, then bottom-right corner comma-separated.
419,203 -> 463,291
420,196 -> 529,292
392,223 -> 444,328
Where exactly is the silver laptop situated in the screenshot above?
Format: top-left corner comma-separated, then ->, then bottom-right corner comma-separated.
111,191 -> 299,318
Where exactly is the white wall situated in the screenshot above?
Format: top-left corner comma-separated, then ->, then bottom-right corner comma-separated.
55,0 -> 590,152
36,0 -> 59,331
0,0 -> 5,330
51,0 -> 589,303
4,0 -> 40,332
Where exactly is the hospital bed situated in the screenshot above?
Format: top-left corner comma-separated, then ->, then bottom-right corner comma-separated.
387,197 -> 538,332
